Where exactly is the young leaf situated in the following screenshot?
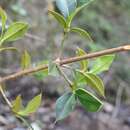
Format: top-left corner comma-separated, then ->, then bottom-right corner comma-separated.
0,7 -> 7,35
76,71 -> 105,97
66,0 -> 94,26
21,50 -> 31,69
66,0 -> 77,14
76,48 -> 88,71
71,27 -> 93,41
12,95 -> 23,113
76,88 -> 103,112
56,0 -> 69,18
0,22 -> 28,45
48,10 -> 67,28
90,55 -> 115,74
48,60 -> 59,76
18,94 -> 42,116
56,92 -> 76,121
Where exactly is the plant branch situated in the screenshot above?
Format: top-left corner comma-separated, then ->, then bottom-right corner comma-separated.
57,65 -> 73,88
0,45 -> 130,84
0,84 -> 12,108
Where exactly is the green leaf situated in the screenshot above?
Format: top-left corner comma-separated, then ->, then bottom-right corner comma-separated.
66,0 -> 94,26
0,7 -> 7,36
48,60 -> 59,76
56,92 -> 76,121
12,95 -> 23,113
18,94 -> 42,116
76,48 -> 88,71
90,55 -> 115,74
76,71 -> 105,97
0,22 -> 28,45
70,27 -> 93,41
49,10 -> 67,28
21,50 -> 31,69
76,88 -> 103,112
56,0 -> 69,18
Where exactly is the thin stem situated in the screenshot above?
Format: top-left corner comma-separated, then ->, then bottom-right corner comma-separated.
16,115 -> 34,130
0,84 -> 12,108
57,65 -> 73,88
59,32 -> 68,58
0,45 -> 130,83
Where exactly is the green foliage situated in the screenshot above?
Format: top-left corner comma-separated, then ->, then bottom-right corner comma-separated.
75,71 -> 105,97
0,0 -> 117,126
70,27 -> 92,41
0,7 -> 7,35
76,88 -> 103,112
12,94 -> 42,117
76,47 -> 88,71
49,10 -> 67,28
17,94 -> 42,116
21,50 -> 31,69
90,55 -> 115,74
56,92 -> 76,121
0,22 -> 28,45
12,95 -> 23,113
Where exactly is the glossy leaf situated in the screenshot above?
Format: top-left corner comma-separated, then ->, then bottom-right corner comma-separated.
0,22 -> 28,45
76,88 -> 103,112
48,60 -> 59,76
71,27 -> 92,41
56,0 -> 69,18
21,50 -> 31,69
56,92 -> 76,121
67,0 -> 94,25
0,7 -> 7,35
76,71 -> 105,97
18,94 -> 42,116
66,0 -> 77,14
48,10 -> 67,28
12,95 -> 23,113
90,55 -> 115,74
76,48 -> 88,71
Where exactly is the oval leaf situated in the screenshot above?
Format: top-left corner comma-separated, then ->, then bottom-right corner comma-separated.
90,55 -> 115,74
1,22 -> 28,45
76,88 -> 103,112
49,10 -> 67,28
71,27 -> 93,41
56,92 -> 76,121
56,0 -> 69,18
76,71 -> 105,97
18,94 -> 42,116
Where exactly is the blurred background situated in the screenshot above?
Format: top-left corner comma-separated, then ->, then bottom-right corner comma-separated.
0,0 -> 130,130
